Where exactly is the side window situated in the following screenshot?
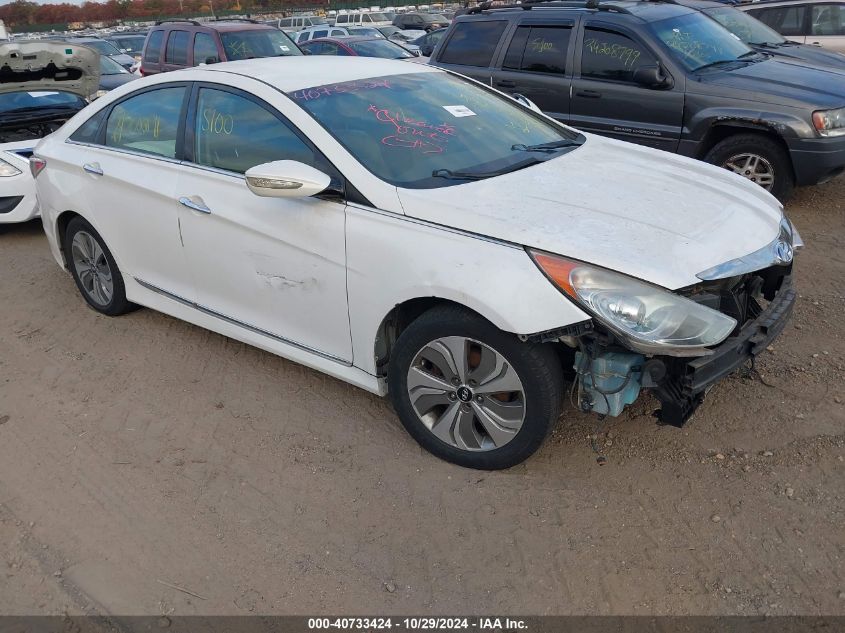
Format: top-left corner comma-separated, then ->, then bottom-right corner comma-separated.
105,87 -> 186,158
439,20 -> 508,67
580,27 -> 656,83
165,30 -> 189,65
280,18 -> 292,28
69,108 -> 108,144
193,32 -> 219,65
503,25 -> 571,74
313,29 -> 328,38
193,88 -> 318,174
748,6 -> 807,36
143,30 -> 164,63
337,14 -> 348,24
812,4 -> 845,35
331,29 -> 345,36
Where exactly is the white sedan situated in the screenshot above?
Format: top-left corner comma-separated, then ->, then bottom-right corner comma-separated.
32,57 -> 799,469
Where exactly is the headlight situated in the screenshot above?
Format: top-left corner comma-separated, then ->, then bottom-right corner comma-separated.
530,251 -> 737,356
812,107 -> 845,137
0,158 -> 22,177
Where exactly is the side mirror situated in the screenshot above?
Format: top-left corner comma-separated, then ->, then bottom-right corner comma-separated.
632,65 -> 672,89
512,93 -> 543,114
245,160 -> 331,198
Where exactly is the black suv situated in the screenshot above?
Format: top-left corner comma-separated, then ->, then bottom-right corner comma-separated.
430,0 -> 845,199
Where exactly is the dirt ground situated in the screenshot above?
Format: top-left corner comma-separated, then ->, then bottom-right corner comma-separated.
0,177 -> 842,617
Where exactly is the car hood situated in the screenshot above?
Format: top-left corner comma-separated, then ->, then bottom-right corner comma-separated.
0,41 -> 100,99
696,58 -> 845,106
395,134 -> 784,290
758,42 -> 845,71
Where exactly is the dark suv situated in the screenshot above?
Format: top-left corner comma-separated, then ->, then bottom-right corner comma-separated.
140,19 -> 301,76
430,0 -> 845,200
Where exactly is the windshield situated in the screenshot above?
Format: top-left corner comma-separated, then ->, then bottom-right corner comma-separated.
110,35 -> 147,53
100,55 -> 129,74
421,14 -> 448,22
309,17 -> 329,25
365,13 -> 390,22
220,29 -> 301,60
703,6 -> 786,46
289,72 -> 582,189
0,91 -> 85,114
650,12 -> 754,71
349,27 -> 385,37
349,39 -> 414,58
80,39 -> 123,56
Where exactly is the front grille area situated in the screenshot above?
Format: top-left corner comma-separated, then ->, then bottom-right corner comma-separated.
680,264 -> 791,336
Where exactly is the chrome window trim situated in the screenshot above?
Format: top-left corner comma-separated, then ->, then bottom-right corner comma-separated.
134,277 -> 352,366
65,140 -> 183,166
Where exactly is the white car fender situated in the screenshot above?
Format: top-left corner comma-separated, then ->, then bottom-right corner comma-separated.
345,205 -> 590,375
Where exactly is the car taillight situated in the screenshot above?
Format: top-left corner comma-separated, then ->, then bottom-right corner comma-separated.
29,156 -> 47,178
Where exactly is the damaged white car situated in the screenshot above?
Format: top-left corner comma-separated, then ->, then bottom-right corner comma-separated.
32,58 -> 800,469
0,41 -> 98,223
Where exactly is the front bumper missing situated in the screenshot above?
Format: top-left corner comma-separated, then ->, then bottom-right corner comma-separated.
653,275 -> 796,426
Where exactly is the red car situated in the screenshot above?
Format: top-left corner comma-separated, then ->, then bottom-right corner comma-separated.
300,36 -> 416,59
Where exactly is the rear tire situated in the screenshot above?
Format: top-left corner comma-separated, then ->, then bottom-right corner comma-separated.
64,216 -> 134,316
387,305 -> 564,470
704,133 -> 794,202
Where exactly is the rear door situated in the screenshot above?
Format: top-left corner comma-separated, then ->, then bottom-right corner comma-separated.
432,18 -> 510,84
569,20 -> 684,152
490,18 -> 576,122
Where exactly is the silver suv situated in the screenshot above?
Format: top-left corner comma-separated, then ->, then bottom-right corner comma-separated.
741,0 -> 845,52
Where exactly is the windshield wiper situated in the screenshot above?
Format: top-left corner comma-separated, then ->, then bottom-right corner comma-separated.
432,157 -> 543,181
511,138 -> 583,153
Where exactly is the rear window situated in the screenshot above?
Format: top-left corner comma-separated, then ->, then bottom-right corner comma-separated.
220,29 -> 301,60
165,30 -> 190,65
144,30 -> 164,63
348,39 -> 415,58
503,25 -> 571,74
439,20 -> 507,67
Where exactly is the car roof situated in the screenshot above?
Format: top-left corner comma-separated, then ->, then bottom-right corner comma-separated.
197,56 -> 436,90
462,0 -> 696,22
153,21 -> 276,32
670,0 -> 728,8
305,35 -> 385,43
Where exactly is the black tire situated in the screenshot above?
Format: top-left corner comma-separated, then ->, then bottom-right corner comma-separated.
387,305 -> 564,470
63,216 -> 134,316
703,133 -> 794,202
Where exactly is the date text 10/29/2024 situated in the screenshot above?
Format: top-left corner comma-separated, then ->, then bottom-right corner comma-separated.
308,618 -> 529,631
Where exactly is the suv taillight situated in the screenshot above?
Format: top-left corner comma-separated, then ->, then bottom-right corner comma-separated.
29,156 -> 47,178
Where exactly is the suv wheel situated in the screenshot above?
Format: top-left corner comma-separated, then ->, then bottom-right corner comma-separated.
704,133 -> 794,201
387,305 -> 564,470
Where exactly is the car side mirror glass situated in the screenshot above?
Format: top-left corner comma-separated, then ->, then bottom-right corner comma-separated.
632,65 -> 672,89
245,160 -> 331,198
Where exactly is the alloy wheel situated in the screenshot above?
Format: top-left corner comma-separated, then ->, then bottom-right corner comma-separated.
71,230 -> 114,307
406,336 -> 526,451
723,152 -> 775,191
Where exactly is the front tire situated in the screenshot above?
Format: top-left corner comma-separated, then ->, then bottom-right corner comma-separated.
388,305 -> 564,470
704,133 -> 794,202
64,216 -> 134,316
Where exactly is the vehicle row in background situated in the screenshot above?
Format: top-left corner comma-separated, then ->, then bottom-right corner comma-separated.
429,0 -> 845,200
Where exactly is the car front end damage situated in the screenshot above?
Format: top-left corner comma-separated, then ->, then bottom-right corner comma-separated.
530,218 -> 801,425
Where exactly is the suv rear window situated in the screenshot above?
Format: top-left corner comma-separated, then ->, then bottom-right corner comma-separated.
165,30 -> 189,65
144,30 -> 164,63
439,21 -> 507,67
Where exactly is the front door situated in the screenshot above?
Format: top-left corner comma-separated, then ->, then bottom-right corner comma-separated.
569,23 -> 684,152
175,85 -> 352,362
491,22 -> 575,122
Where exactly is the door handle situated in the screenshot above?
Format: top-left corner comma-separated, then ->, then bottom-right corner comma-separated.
575,90 -> 602,98
82,163 -> 103,176
178,196 -> 212,214
496,79 -> 517,88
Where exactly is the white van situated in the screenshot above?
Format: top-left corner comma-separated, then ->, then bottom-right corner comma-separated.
276,14 -> 328,33
334,11 -> 393,26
